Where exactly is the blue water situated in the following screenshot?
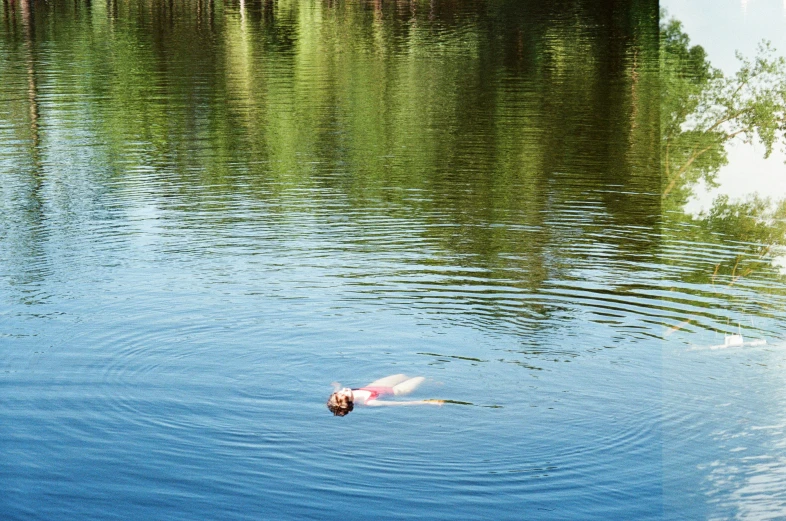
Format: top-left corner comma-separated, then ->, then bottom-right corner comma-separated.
1,183 -> 665,519
2,0 -> 786,519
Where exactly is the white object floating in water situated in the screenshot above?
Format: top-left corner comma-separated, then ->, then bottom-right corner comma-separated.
690,326 -> 767,351
706,335 -> 767,350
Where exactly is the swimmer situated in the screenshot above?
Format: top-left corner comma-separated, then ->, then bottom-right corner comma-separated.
326,374 -> 444,416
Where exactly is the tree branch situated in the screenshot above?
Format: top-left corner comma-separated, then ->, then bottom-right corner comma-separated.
663,126 -> 753,197
664,142 -> 719,196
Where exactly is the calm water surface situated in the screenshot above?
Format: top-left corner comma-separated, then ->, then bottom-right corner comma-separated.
1,1 -> 785,519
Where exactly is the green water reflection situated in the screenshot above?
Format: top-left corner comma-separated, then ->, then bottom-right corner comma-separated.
1,4 -> 658,223
1,0 -> 661,337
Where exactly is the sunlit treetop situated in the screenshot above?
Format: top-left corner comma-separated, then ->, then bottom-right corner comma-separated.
661,14 -> 786,205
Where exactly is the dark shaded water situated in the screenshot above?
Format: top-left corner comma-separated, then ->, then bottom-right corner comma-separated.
1,1 -> 785,519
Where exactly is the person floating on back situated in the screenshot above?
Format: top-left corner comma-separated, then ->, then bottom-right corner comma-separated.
326,374 -> 443,416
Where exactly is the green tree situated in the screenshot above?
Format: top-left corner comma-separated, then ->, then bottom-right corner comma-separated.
661,15 -> 786,207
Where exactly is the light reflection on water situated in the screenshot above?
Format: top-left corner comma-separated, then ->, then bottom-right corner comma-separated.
1,0 -> 785,519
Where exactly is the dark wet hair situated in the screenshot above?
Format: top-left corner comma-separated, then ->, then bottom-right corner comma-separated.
327,392 -> 354,416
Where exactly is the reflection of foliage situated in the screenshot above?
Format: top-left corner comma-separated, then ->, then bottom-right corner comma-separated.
666,200 -> 786,291
701,194 -> 786,282
704,195 -> 786,253
0,0 -> 660,333
661,15 -> 786,207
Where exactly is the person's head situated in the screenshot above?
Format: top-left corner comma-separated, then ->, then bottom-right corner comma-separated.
327,388 -> 354,416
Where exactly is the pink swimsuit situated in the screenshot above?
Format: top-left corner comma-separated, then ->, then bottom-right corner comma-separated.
353,386 -> 395,401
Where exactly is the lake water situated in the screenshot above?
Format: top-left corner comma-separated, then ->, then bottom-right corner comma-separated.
2,1 -> 785,519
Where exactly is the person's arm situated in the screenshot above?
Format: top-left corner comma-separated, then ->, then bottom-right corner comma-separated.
365,399 -> 443,406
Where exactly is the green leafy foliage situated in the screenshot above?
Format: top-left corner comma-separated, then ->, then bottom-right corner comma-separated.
661,15 -> 786,208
